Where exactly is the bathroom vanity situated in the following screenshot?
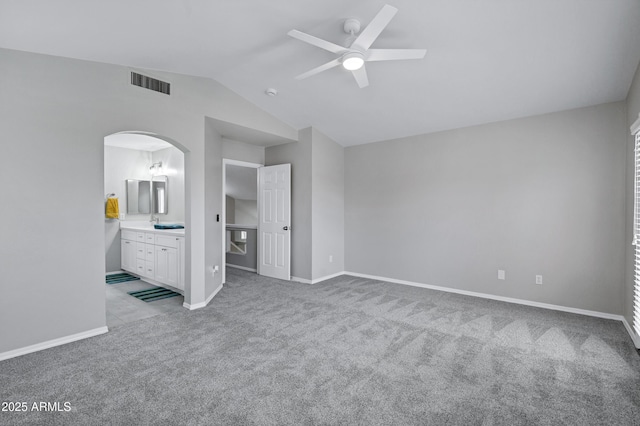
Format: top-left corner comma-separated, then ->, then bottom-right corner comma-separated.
120,224 -> 185,292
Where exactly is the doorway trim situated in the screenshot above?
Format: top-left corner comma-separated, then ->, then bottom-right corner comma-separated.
222,158 -> 263,285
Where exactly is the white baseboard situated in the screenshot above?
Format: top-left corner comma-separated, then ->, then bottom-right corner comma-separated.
345,271 -> 626,321
0,326 -> 109,362
311,271 -> 346,284
622,317 -> 640,348
227,264 -> 257,273
183,284 -> 223,310
292,271 -> 346,285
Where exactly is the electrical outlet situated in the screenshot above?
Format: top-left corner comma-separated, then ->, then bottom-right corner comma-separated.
208,265 -> 219,277
535,275 -> 543,285
498,270 -> 506,280
329,255 -> 333,263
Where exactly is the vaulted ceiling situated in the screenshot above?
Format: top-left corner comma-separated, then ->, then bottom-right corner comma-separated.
1,0 -> 639,146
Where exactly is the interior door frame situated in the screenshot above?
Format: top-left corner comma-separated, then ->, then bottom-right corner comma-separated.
221,158 -> 263,285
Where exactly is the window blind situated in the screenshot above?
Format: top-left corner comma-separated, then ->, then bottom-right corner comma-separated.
634,132 -> 640,337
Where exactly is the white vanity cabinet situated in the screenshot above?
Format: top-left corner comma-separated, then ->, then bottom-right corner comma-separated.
120,228 -> 185,292
121,230 -> 138,272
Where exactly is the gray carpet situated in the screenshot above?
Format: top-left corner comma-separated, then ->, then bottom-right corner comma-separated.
1,269 -> 639,425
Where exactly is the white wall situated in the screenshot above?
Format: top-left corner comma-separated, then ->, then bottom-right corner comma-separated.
104,146 -> 152,217
234,199 -> 258,225
0,47 -> 296,356
345,102 -> 627,315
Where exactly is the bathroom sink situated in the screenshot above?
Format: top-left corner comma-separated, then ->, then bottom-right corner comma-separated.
154,224 -> 185,230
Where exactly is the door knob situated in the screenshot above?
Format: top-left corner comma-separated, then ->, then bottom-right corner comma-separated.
283,226 -> 289,231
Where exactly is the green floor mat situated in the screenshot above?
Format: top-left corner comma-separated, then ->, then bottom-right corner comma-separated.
127,286 -> 180,302
106,272 -> 140,285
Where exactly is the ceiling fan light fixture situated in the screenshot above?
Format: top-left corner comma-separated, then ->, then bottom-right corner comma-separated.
342,52 -> 365,71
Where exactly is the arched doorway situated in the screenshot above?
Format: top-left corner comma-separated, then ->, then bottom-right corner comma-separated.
103,131 -> 188,327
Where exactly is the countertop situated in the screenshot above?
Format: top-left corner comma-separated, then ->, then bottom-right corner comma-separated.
120,221 -> 185,236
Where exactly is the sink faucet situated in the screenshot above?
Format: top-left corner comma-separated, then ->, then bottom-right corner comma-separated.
150,215 -> 159,224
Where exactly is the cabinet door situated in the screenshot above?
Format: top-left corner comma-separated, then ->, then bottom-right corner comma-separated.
121,240 -> 136,272
155,245 -> 169,283
165,247 -> 179,288
155,245 -> 179,288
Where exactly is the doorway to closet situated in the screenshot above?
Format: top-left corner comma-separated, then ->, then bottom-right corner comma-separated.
223,160 -> 260,283
223,160 -> 292,284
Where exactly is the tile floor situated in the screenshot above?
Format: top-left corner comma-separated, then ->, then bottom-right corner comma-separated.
105,276 -> 185,328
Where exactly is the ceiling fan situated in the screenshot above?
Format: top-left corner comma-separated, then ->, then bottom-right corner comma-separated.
288,4 -> 426,88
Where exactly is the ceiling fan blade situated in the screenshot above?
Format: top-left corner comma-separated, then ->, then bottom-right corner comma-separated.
367,49 -> 427,62
352,66 -> 369,88
288,30 -> 346,54
295,58 -> 342,80
352,4 -> 398,51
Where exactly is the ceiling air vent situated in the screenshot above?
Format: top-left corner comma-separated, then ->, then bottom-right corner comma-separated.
130,72 -> 170,95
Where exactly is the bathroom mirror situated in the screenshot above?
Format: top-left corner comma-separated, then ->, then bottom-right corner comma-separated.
126,176 -> 168,215
152,175 -> 168,215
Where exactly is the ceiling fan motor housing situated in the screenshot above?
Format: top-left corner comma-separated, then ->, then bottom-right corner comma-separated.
343,18 -> 361,35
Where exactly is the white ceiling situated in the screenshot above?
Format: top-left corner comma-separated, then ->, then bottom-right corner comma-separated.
2,1 -> 639,146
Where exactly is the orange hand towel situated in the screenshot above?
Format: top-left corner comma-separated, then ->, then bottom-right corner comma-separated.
105,197 -> 119,219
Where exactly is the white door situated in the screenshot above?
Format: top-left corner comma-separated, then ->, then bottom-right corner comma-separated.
258,164 -> 291,280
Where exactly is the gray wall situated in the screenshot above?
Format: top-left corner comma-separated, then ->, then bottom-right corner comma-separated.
265,128 -> 313,280
204,120 -> 224,300
345,102 -> 627,315
0,47 -> 295,355
625,60 -> 640,329
226,228 -> 257,271
311,128 -> 345,280
265,127 -> 345,282
226,196 -> 236,224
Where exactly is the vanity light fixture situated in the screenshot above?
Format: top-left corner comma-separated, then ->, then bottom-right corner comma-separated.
150,161 -> 163,175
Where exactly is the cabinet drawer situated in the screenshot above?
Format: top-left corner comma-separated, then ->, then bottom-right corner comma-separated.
145,244 -> 155,262
136,259 -> 145,275
121,230 -> 136,241
155,234 -> 180,248
144,261 -> 155,278
145,233 -> 155,243
136,242 -> 146,260
136,232 -> 146,242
